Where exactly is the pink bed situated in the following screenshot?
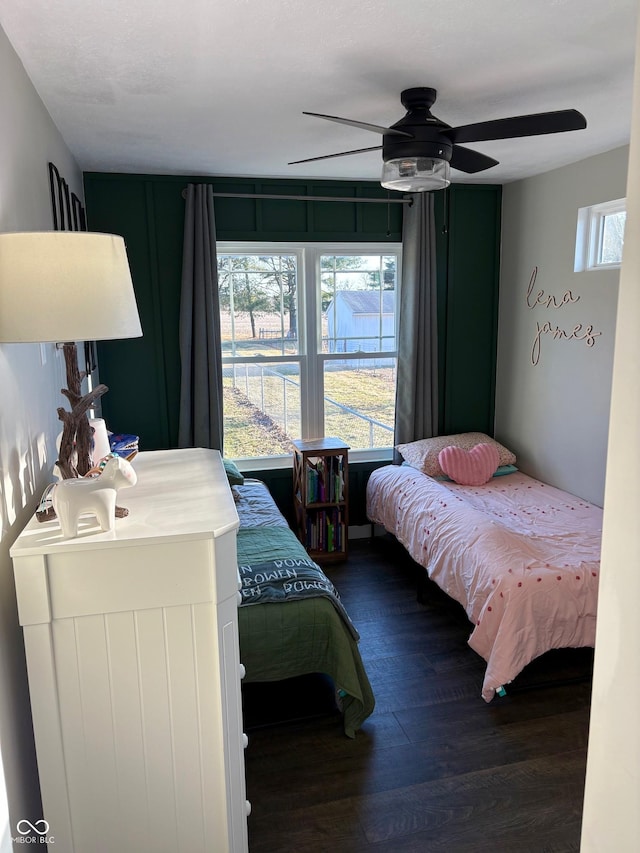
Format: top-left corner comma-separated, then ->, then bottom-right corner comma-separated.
366,464 -> 602,701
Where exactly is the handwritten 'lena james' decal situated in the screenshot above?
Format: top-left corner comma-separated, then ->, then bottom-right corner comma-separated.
525,266 -> 602,365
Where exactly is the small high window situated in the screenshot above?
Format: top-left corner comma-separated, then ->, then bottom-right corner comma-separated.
575,198 -> 626,271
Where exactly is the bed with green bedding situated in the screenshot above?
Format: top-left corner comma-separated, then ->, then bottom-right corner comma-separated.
235,479 -> 375,737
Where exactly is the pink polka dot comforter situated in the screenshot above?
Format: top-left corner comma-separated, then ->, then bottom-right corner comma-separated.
366,465 -> 602,701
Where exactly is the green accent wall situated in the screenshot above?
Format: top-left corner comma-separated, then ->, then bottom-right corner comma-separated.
83,172 -> 501,510
436,185 -> 502,435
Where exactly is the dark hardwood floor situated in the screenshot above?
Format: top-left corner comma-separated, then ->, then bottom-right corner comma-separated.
242,535 -> 593,853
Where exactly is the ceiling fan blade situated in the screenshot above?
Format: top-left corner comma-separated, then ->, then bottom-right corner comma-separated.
303,111 -> 413,138
450,145 -> 499,174
288,145 -> 383,165
446,109 -> 587,145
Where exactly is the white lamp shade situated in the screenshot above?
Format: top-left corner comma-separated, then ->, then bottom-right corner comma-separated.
0,231 -> 142,343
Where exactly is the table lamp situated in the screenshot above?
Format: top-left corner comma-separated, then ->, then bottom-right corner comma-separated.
0,231 -> 142,479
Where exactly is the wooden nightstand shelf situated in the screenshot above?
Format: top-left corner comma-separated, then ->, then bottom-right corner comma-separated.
292,437 -> 349,563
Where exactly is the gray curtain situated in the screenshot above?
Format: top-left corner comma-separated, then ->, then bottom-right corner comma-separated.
394,192 -> 439,450
178,183 -> 224,450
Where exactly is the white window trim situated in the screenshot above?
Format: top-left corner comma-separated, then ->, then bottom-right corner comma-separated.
217,241 -> 401,467
575,197 -> 626,272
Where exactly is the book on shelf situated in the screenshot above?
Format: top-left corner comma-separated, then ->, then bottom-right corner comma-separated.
303,507 -> 345,554
303,454 -> 345,505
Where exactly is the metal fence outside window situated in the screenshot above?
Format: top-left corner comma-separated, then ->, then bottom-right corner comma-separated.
223,363 -> 393,449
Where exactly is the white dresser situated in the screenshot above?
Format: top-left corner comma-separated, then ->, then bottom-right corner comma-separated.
10,448 -> 249,853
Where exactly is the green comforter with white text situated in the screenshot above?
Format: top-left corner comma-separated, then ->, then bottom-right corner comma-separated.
236,519 -> 375,738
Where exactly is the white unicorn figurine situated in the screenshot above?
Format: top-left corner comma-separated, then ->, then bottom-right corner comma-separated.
52,455 -> 137,539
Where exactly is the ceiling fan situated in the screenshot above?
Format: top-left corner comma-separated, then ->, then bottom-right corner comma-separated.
289,87 -> 587,192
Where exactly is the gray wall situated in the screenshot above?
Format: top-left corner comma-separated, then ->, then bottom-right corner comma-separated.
0,25 -> 82,847
495,145 -> 629,506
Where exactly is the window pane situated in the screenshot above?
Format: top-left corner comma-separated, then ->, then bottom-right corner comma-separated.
222,362 -> 299,458
217,244 -> 400,461
321,254 -> 397,355
218,254 -> 298,356
323,358 -> 397,450
600,212 -> 626,265
575,199 -> 626,272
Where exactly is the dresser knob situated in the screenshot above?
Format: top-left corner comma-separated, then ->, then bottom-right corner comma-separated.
239,663 -> 246,680
242,732 -> 249,749
245,800 -> 252,817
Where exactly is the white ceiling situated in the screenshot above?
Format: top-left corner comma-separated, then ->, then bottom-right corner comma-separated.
1,0 -> 638,185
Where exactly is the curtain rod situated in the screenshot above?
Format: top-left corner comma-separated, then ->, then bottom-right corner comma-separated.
181,189 -> 412,205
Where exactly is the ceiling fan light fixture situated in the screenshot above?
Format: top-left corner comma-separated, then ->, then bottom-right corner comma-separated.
381,157 -> 451,192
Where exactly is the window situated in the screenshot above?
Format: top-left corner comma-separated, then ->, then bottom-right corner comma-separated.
217,243 -> 400,463
575,198 -> 626,271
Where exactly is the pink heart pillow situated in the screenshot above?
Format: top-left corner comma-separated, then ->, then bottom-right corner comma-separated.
438,442 -> 500,486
